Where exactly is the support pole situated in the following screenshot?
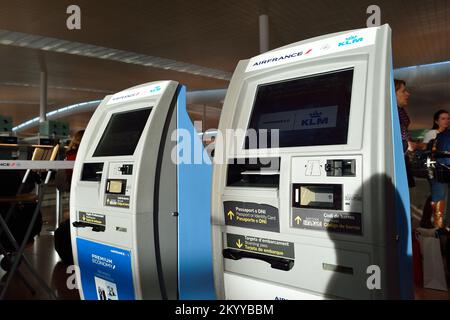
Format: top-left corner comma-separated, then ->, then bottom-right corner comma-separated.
39,71 -> 47,123
259,14 -> 269,54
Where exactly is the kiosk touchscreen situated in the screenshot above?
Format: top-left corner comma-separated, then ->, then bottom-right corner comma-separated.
211,25 -> 413,299
70,81 -> 215,300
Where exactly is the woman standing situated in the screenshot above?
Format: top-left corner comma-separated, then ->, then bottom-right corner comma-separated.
395,79 -> 415,187
54,130 -> 85,265
422,110 -> 450,145
422,110 -> 450,229
65,130 -> 85,161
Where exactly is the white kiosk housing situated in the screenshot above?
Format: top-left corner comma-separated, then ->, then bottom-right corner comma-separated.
211,25 -> 413,299
70,81 -> 215,300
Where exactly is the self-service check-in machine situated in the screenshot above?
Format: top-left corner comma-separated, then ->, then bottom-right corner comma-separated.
211,25 -> 413,300
70,81 -> 215,300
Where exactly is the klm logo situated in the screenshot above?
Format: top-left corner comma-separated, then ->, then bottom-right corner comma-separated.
149,85 -> 161,93
301,111 -> 328,126
338,35 -> 363,47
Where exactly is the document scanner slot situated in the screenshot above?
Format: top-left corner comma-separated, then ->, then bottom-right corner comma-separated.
223,248 -> 293,271
227,157 -> 280,188
81,162 -> 104,182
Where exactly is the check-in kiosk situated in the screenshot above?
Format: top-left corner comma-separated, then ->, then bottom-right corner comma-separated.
211,25 -> 413,299
70,81 -> 215,300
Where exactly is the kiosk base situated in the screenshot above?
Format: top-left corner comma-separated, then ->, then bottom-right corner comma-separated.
224,273 -> 324,300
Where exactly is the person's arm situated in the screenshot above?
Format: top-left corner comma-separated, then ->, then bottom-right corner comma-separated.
413,141 -> 428,151
417,130 -> 436,150
422,130 -> 435,144
407,140 -> 419,151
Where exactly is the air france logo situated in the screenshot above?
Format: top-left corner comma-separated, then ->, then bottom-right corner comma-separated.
338,35 -> 364,47
111,92 -> 140,102
302,111 -> 328,126
252,48 -> 312,67
0,162 -> 16,167
149,85 -> 161,93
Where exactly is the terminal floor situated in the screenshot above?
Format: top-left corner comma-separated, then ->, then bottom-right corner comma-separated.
0,207 -> 449,300
0,207 -> 79,300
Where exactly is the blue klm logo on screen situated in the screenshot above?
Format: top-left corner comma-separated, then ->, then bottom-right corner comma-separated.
338,35 -> 363,47
302,111 -> 328,126
295,106 -> 338,130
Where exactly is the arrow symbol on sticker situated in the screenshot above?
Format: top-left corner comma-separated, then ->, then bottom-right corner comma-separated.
227,210 -> 235,220
236,239 -> 243,248
295,216 -> 302,225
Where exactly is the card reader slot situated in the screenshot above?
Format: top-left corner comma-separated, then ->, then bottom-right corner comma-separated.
322,263 -> 354,275
223,248 -> 294,271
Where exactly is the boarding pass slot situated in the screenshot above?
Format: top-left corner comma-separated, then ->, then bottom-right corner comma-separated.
72,221 -> 105,232
223,248 -> 294,271
81,162 -> 104,182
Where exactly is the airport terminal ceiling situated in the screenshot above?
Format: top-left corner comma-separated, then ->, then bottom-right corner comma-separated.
0,0 -> 449,133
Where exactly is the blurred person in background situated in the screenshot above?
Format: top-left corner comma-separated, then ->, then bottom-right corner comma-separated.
421,110 -> 450,229
395,79 -> 415,188
54,130 -> 84,265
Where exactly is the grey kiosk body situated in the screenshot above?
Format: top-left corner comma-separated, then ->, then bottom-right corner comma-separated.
211,25 -> 413,299
70,81 -> 180,300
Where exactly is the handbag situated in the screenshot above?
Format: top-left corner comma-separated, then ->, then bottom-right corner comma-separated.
417,228 -> 448,291
408,150 -> 429,179
434,162 -> 450,183
412,231 -> 423,287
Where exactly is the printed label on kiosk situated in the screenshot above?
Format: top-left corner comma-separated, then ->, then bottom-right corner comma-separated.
79,211 -> 106,227
291,183 -> 362,234
224,201 -> 279,232
226,233 -> 295,259
76,238 -> 135,300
